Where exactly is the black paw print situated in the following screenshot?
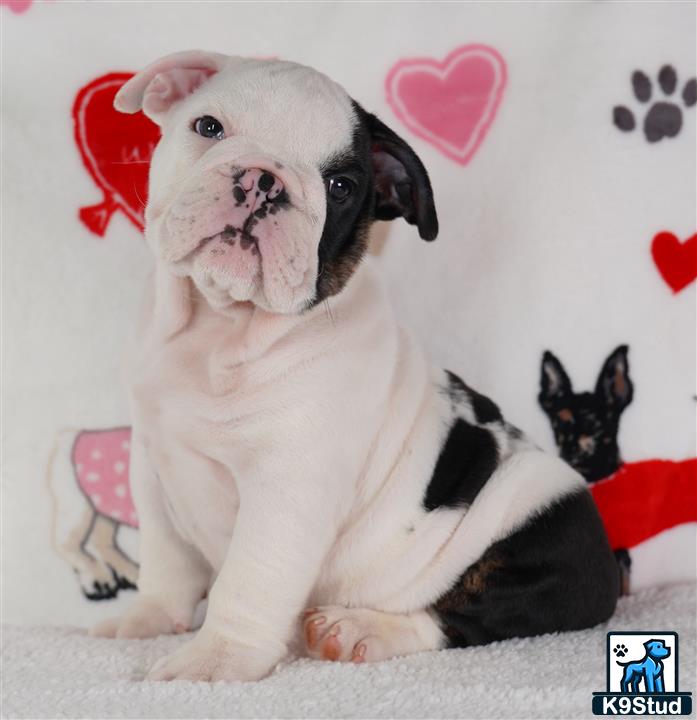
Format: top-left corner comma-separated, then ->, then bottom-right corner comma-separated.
613,65 -> 696,142
613,643 -> 629,658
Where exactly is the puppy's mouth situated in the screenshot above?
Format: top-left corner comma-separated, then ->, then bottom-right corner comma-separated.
161,163 -> 320,313
176,167 -> 290,261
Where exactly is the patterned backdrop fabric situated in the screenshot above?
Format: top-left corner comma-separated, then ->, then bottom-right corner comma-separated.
2,1 -> 695,627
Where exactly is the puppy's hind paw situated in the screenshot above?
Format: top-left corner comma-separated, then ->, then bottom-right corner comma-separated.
302,605 -> 445,664
303,607 -> 390,664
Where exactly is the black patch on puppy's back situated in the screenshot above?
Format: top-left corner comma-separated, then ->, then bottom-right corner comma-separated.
445,371 -> 502,424
433,489 -> 620,647
423,418 -> 499,511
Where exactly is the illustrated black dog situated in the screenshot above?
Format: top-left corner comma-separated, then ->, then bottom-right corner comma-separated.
539,345 -> 634,592
539,345 -> 634,482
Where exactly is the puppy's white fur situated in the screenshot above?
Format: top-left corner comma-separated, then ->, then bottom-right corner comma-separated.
92,52 -> 584,681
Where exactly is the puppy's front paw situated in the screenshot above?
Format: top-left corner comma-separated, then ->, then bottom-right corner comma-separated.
147,625 -> 274,682
90,597 -> 187,639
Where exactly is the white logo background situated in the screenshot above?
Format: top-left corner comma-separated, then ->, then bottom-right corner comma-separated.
609,633 -> 677,693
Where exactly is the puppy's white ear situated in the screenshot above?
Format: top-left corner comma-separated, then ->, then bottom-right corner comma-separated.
114,50 -> 227,123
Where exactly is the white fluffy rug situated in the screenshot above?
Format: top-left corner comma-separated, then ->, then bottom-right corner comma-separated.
2,583 -> 695,719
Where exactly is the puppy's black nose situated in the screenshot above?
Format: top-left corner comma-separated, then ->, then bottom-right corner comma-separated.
258,172 -> 275,192
230,167 -> 285,206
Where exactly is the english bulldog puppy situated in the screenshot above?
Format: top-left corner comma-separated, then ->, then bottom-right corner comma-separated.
91,50 -> 619,682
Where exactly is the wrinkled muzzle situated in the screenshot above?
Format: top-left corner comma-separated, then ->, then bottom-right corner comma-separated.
159,151 -> 324,314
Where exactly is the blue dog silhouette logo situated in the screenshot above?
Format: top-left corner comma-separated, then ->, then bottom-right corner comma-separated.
593,631 -> 692,715
616,639 -> 671,693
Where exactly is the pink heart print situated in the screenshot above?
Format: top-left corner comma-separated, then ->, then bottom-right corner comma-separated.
1,0 -> 34,12
386,44 -> 507,165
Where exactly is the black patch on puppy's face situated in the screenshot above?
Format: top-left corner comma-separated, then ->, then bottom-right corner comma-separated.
314,116 -> 374,304
311,101 -> 439,306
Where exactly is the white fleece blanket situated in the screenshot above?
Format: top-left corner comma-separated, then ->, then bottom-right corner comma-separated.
2,583 -> 695,720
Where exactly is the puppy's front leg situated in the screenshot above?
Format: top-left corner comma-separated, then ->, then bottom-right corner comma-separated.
147,461 -> 338,682
90,432 -> 211,638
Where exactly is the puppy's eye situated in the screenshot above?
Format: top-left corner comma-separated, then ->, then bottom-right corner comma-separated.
327,176 -> 354,202
193,116 -> 225,140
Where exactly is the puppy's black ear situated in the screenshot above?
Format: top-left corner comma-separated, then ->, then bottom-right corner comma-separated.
539,351 -> 573,412
595,345 -> 633,412
362,111 -> 438,241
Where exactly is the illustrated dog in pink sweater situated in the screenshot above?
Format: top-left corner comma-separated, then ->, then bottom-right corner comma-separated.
48,427 -> 138,599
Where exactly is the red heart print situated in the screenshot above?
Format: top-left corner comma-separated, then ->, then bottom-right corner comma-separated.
386,44 -> 507,165
73,73 -> 160,237
651,231 -> 697,294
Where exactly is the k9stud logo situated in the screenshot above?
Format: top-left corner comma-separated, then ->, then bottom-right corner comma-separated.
593,632 -> 692,715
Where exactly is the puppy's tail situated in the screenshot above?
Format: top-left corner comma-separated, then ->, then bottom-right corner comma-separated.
614,548 -> 632,596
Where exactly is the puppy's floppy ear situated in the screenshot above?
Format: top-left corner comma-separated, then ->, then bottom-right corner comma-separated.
539,350 -> 573,412
114,50 -> 227,123
363,111 -> 438,241
595,345 -> 633,412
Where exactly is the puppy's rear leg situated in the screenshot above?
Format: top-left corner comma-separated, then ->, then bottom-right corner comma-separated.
302,606 -> 445,663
